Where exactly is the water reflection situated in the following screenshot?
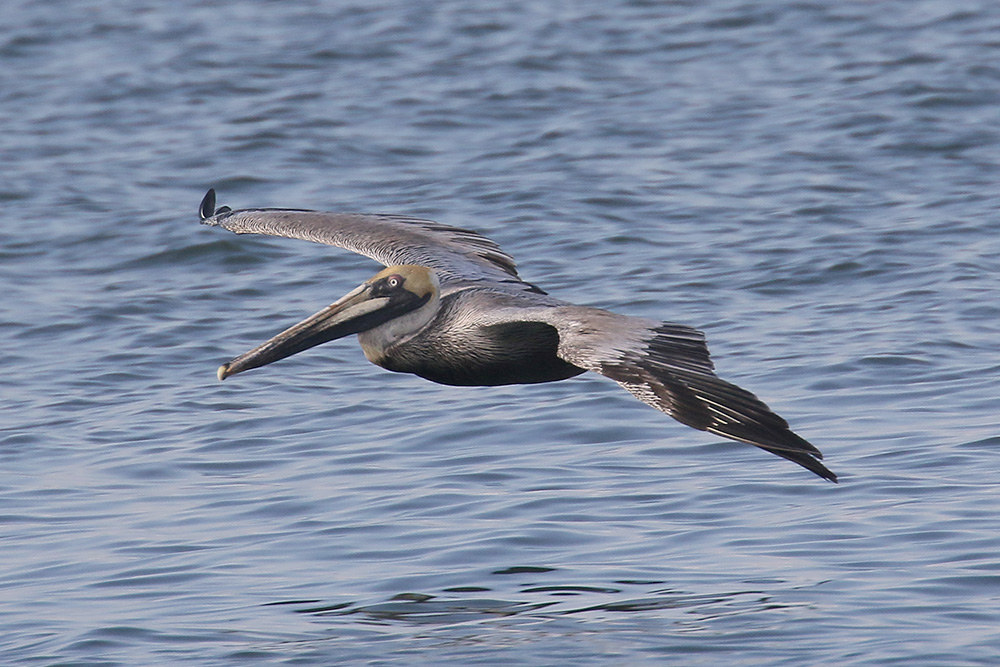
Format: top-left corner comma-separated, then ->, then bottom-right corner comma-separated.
271,570 -> 805,629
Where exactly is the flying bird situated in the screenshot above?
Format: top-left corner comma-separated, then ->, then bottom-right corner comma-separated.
199,189 -> 836,482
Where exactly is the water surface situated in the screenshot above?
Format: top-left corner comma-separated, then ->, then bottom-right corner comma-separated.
2,1 -> 1000,664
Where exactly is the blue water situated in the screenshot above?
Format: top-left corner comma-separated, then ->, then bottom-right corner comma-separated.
3,1 -> 1000,664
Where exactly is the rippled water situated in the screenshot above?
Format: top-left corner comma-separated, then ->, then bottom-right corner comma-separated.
3,1 -> 1000,664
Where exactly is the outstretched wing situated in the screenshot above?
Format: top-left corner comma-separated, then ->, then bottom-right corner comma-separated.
199,189 -> 523,286
542,305 -> 837,482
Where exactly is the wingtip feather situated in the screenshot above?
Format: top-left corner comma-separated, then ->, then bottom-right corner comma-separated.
199,189 -> 216,221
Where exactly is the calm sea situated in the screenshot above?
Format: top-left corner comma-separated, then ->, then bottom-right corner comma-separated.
2,1 -> 999,664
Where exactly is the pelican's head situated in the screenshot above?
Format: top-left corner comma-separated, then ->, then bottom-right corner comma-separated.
217,265 -> 439,380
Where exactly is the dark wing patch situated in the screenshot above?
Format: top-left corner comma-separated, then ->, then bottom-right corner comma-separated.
671,370 -> 835,481
646,323 -> 715,375
596,323 -> 836,482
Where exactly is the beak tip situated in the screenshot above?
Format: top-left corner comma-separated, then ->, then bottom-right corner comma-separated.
217,364 -> 231,381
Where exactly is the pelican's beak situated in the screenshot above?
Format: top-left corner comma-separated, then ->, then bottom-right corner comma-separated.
218,281 -> 410,380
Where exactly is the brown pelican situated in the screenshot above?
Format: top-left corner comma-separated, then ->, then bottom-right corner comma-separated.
199,189 -> 836,482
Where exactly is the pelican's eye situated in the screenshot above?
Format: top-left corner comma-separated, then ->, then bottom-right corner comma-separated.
371,274 -> 407,298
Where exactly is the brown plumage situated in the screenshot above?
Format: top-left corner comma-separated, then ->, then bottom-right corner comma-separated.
201,189 -> 836,482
